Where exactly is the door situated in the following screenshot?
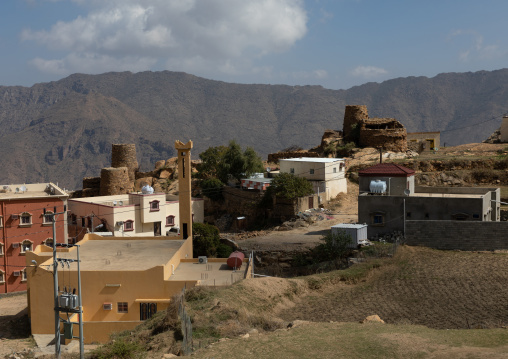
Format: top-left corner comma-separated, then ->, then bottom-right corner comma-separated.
154,222 -> 161,236
140,303 -> 157,320
308,196 -> 314,209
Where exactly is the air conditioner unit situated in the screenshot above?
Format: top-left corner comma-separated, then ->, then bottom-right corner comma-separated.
12,243 -> 20,249
103,303 -> 113,310
13,271 -> 20,277
198,256 -> 208,264
116,221 -> 124,226
11,214 -> 18,220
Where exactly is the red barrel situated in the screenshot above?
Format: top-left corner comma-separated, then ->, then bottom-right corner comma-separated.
227,251 -> 245,269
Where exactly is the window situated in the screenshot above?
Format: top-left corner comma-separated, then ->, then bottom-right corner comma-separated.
406,212 -> 411,218
140,303 -> 157,320
290,168 -> 295,174
425,213 -> 429,219
117,302 -> 128,313
309,169 -> 314,175
0,270 -> 4,283
81,217 -> 86,227
19,212 -> 32,226
333,167 -> 337,173
124,220 -> 134,231
71,214 -> 77,225
21,268 -> 27,282
0,216 -> 3,227
472,213 -> 480,219
0,243 -> 4,256
43,238 -> 54,247
371,212 -> 385,226
150,200 -> 160,212
20,240 -> 33,253
373,215 -> 384,224
166,215 -> 175,227
43,211 -> 53,225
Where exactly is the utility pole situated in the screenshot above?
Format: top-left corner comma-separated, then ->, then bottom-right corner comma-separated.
51,208 -> 85,359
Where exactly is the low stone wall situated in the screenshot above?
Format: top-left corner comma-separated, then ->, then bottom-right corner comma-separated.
406,220 -> 508,251
359,129 -> 407,152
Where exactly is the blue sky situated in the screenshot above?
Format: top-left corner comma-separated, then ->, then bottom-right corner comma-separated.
1,0 -> 508,90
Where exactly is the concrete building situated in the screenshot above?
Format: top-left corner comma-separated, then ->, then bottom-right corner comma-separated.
279,158 -> 347,201
358,163 -> 500,238
407,132 -> 441,152
67,193 -> 204,239
26,234 -> 250,343
26,140 -> 251,344
0,183 -> 68,293
501,115 -> 508,143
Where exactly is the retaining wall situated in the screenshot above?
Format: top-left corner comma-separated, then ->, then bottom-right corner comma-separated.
406,220 -> 508,251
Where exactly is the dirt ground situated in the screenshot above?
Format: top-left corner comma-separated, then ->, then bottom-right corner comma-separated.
0,293 -> 34,357
236,181 -> 359,252
281,245 -> 508,329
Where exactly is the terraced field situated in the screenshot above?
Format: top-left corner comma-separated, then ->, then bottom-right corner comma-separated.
281,246 -> 508,329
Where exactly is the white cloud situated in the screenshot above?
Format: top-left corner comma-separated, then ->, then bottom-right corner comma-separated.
21,0 -> 308,78
350,66 -> 387,79
448,29 -> 504,62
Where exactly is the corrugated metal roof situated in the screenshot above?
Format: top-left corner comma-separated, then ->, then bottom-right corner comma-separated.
358,163 -> 415,177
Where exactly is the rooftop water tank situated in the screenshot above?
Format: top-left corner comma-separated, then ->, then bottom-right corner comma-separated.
141,185 -> 154,194
369,180 -> 387,194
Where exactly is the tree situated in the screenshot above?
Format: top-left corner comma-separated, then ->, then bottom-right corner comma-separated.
200,177 -> 224,201
197,140 -> 264,184
192,223 -> 220,257
267,172 -> 313,199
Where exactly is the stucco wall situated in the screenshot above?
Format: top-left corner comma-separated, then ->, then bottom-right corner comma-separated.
359,176 -> 414,196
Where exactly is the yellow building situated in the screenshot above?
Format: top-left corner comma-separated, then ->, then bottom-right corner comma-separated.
26,234 -> 248,343
26,140 -> 251,344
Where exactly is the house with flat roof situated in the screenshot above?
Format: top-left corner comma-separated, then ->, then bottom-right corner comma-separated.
26,234 -> 250,343
68,193 -> 203,239
358,163 -> 500,238
0,183 -> 68,293
279,157 -> 347,201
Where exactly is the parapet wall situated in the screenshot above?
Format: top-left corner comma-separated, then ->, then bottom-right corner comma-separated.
267,151 -> 320,163
406,220 -> 508,250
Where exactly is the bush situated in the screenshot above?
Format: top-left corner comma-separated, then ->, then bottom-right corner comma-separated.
193,223 -> 220,257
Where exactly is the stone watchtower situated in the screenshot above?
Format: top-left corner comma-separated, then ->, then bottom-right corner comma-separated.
111,144 -> 139,182
175,140 -> 193,239
343,105 -> 369,142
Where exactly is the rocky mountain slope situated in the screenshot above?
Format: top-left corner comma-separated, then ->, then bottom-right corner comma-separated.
1,69 -> 508,188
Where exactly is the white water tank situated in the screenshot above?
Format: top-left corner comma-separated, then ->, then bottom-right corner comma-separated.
141,185 -> 154,194
369,180 -> 387,194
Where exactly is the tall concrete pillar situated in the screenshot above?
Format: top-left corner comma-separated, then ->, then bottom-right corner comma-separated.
175,140 -> 193,240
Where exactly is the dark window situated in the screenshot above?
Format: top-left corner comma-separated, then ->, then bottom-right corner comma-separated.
124,220 -> 134,231
166,215 -> 175,226
406,212 -> 411,218
150,200 -> 160,212
373,214 -> 384,225
118,302 -> 128,313
310,169 -> 314,174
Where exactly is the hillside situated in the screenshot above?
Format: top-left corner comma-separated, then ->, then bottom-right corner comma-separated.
1,69 -> 508,188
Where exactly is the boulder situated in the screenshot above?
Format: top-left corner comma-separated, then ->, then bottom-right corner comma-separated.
361,315 -> 385,324
155,160 -> 166,170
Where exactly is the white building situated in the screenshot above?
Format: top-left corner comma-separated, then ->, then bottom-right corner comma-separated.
68,192 -> 204,238
279,158 -> 347,201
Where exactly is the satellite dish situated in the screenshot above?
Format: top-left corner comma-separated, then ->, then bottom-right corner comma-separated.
113,201 -> 117,206
20,185 -> 27,192
118,201 -> 124,206
15,188 -> 20,193
266,167 -> 271,172
3,185 -> 9,190
404,189 -> 410,196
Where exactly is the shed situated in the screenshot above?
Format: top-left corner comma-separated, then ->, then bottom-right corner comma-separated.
331,223 -> 368,248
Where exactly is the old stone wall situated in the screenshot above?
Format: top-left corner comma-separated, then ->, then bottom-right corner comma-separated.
111,144 -> 139,182
343,105 -> 368,141
83,176 -> 100,189
406,220 -> 508,250
359,128 -> 408,152
99,167 -> 133,196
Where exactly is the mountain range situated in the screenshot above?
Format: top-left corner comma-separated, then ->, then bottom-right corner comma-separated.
1,69 -> 507,189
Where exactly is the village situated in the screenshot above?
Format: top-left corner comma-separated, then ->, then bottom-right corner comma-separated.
2,105 -> 508,358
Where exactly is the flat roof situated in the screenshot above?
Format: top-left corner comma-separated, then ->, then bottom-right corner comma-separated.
413,193 -> 484,199
280,157 -> 344,163
332,224 -> 368,229
170,261 -> 246,286
43,238 -> 185,271
0,183 -> 67,200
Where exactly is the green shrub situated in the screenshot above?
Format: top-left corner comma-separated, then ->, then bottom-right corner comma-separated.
200,177 -> 224,201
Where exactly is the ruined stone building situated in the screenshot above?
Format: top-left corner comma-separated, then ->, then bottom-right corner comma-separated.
342,105 -> 408,152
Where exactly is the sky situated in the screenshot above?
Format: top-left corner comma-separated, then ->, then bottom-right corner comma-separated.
1,0 -> 508,90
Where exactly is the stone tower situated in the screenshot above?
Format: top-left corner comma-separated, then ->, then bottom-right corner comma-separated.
175,140 -> 193,240
343,105 -> 369,141
111,144 -> 139,182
